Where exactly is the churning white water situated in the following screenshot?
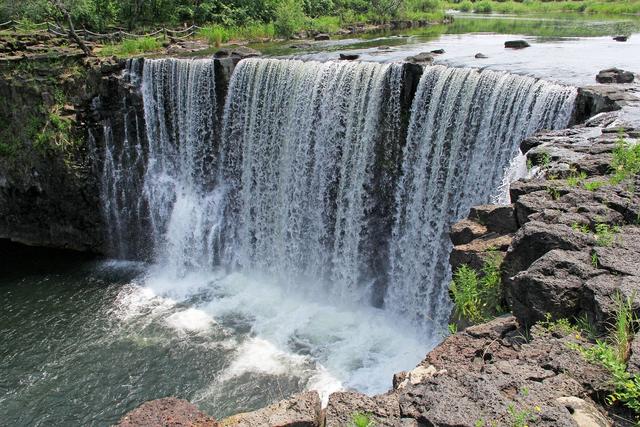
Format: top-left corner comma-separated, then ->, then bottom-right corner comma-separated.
99,57 -> 576,404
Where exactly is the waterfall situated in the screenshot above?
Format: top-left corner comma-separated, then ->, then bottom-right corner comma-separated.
100,57 -> 576,336
220,58 -> 403,302
385,65 -> 576,332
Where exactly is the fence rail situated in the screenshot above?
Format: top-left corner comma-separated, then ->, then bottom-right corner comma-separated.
0,20 -> 203,42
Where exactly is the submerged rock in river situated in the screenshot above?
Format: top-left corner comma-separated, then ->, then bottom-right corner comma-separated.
505,40 -> 530,49
596,68 -> 635,84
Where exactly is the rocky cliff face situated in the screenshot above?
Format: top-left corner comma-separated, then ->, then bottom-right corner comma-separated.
0,54 -> 105,251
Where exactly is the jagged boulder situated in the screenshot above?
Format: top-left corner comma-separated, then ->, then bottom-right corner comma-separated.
505,40 -> 530,49
450,219 -> 488,245
116,398 -> 217,426
469,204 -> 518,234
325,392 -> 402,427
405,52 -> 434,63
219,391 -> 321,426
502,221 -> 594,281
506,249 -> 599,325
596,68 -> 635,84
396,316 -> 612,426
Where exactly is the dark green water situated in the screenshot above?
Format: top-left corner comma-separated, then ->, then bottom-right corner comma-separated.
0,259 -> 300,426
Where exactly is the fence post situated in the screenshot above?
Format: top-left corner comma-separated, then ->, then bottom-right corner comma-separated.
163,27 -> 167,41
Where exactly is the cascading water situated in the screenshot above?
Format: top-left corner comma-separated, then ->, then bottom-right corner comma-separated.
220,58 -> 403,302
386,65 -> 576,333
98,57 -> 577,407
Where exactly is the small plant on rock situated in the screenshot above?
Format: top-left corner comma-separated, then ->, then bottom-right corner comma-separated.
566,170 -> 587,187
450,251 -> 504,324
507,403 -> 537,427
546,186 -> 561,200
594,222 -> 621,247
351,412 -> 374,427
574,293 -> 640,415
583,180 -> 606,192
610,134 -> 640,184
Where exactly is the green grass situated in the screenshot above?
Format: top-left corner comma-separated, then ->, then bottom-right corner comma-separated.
574,293 -> 640,414
507,403 -> 537,427
199,23 -> 277,46
583,180 -> 606,191
566,170 -> 587,187
445,0 -> 640,16
99,37 -> 162,57
595,222 -> 621,247
450,251 -> 504,324
610,135 -> 640,185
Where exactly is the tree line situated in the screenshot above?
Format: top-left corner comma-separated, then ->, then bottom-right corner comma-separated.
0,0 -> 438,31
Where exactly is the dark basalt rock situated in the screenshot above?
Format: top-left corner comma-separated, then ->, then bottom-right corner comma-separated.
339,53 -> 359,60
596,68 -> 635,84
325,392 -> 402,427
475,52 -> 488,59
430,48 -> 445,54
314,33 -> 330,41
505,40 -> 530,49
506,249 -> 599,325
613,35 -> 628,42
469,204 -> 518,234
116,397 -> 217,426
219,391 -> 321,426
405,52 -> 434,63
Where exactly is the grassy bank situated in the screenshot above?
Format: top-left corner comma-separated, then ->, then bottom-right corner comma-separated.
445,0 -> 640,16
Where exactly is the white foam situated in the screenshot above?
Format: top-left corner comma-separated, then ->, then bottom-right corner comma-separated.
166,308 -> 215,333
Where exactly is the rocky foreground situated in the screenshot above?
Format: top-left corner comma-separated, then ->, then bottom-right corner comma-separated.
114,88 -> 640,425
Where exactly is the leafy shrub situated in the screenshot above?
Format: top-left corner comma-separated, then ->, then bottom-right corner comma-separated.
274,0 -> 305,37
458,0 -> 474,11
610,135 -> 640,184
450,252 -> 504,323
474,0 -> 494,13
574,293 -> 640,415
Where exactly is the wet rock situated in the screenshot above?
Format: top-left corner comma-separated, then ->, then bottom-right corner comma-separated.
405,52 -> 434,63
339,53 -> 359,60
314,33 -> 330,41
116,397 -> 217,426
613,35 -> 628,42
219,391 -> 321,426
214,46 -> 261,59
430,48 -> 445,54
475,52 -> 488,59
325,392 -> 401,426
505,40 -> 530,49
596,68 -> 635,84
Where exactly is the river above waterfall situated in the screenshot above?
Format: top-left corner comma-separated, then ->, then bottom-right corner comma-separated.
252,13 -> 640,86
